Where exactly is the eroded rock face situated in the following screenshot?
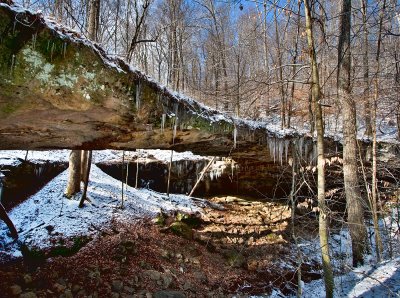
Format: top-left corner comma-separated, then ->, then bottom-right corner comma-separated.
0,2 -> 315,163
1,1 -> 353,201
0,3 -> 235,152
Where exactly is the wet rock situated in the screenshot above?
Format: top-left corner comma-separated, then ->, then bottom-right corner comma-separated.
111,293 -> 120,298
153,291 -> 185,298
9,284 -> 22,296
112,280 -> 124,293
143,270 -> 161,281
161,272 -> 173,288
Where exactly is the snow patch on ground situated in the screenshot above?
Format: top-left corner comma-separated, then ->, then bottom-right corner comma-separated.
298,257 -> 400,298
0,149 -> 209,166
0,165 -> 201,259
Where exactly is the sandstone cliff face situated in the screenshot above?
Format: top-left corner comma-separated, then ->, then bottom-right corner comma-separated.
0,2 -> 329,198
0,2 -> 310,159
0,3 -> 235,151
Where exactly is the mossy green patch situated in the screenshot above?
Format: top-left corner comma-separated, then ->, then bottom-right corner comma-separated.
1,103 -> 17,115
169,221 -> 193,240
48,236 -> 91,257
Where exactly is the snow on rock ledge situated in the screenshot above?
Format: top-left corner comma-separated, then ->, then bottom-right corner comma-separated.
0,1 -> 312,163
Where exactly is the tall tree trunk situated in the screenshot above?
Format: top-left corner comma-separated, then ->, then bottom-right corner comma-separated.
274,5 -> 286,128
308,92 -> 315,133
262,1 -> 270,114
87,0 -> 100,42
304,1 -> 334,296
338,0 -> 367,267
65,150 -> 82,197
79,150 -> 92,208
55,0 -> 64,22
361,0 -> 372,137
371,0 -> 386,261
81,150 -> 89,183
288,1 -> 301,128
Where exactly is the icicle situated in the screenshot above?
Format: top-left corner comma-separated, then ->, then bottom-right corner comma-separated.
278,138 -> 284,165
47,40 -> 50,51
233,126 -> 237,149
50,42 -> 55,62
32,33 -> 37,50
135,150 -> 139,188
304,141 -> 309,163
285,139 -> 290,162
136,81 -> 141,110
9,54 -> 15,76
173,116 -> 178,144
177,162 -> 182,177
161,114 -> 166,133
62,42 -> 67,58
298,136 -> 304,160
12,19 -> 16,35
267,136 -> 275,162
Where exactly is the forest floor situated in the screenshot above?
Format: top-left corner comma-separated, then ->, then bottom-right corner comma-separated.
0,165 -> 322,297
0,150 -> 399,297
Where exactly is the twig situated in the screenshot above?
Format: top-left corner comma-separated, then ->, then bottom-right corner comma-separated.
188,157 -> 216,197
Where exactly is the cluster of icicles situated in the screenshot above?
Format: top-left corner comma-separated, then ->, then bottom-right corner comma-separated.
266,136 -> 317,165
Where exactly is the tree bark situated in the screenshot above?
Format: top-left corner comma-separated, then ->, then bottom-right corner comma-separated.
79,150 -> 92,208
304,1 -> 334,296
361,0 -> 372,137
274,5 -> 286,128
371,0 -> 386,261
87,0 -> 100,42
338,0 -> 367,267
65,150 -> 82,197
81,150 -> 89,183
0,203 -> 18,239
288,1 -> 301,129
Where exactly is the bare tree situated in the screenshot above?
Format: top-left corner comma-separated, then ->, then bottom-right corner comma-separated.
87,0 -> 101,42
338,0 -> 367,267
65,150 -> 82,197
304,1 -> 334,296
371,0 -> 387,261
